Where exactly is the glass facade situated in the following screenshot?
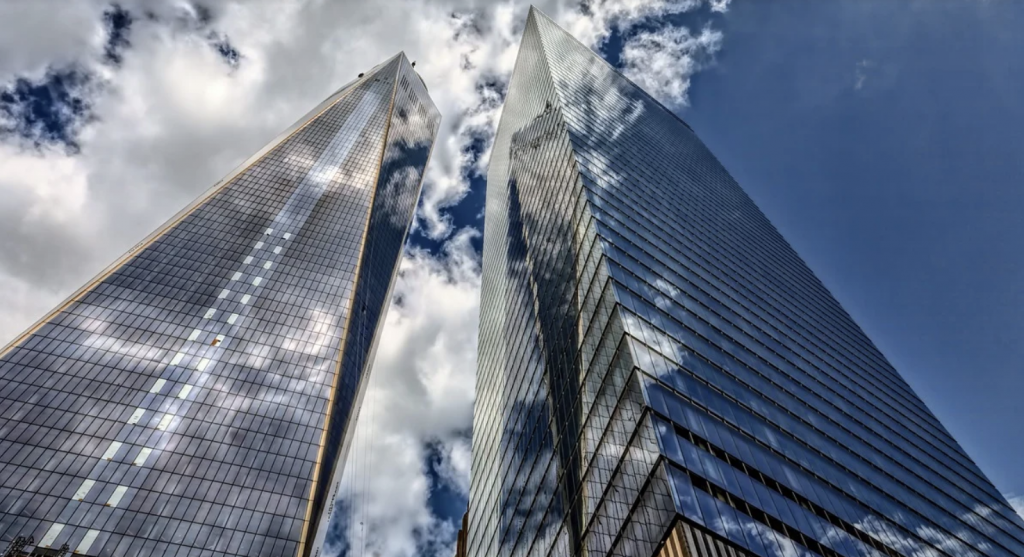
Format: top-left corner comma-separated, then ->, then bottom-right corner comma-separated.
0,53 -> 439,557
469,8 -> 1024,557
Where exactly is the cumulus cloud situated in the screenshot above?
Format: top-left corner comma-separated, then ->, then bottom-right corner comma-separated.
0,0 -> 726,555
559,0 -> 705,47
327,229 -> 480,557
0,0 -> 726,331
620,23 -> 724,107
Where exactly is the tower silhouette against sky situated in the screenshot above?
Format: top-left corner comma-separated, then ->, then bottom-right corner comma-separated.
468,9 -> 1024,557
0,53 -> 438,557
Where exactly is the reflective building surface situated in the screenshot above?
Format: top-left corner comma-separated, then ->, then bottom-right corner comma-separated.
0,53 -> 439,557
469,9 -> 1024,557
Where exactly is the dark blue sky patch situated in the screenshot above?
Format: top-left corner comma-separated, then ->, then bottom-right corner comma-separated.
408,175 -> 485,254
601,25 -> 627,66
103,4 -> 133,65
407,80 -> 499,251
424,440 -> 469,526
457,169 -> 487,248
0,67 -> 92,152
141,1 -> 241,68
210,33 -> 242,68
408,144 -> 486,252
480,76 -> 507,97
464,133 -> 488,176
180,1 -> 242,67
324,497 -> 354,555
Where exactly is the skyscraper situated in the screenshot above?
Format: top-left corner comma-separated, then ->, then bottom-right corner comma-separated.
0,53 -> 439,557
469,8 -> 1024,557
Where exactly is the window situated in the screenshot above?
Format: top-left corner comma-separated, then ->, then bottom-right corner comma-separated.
102,442 -> 122,460
127,408 -> 145,425
134,447 -> 153,466
39,523 -> 64,548
77,530 -> 100,554
74,479 -> 95,501
107,486 -> 128,507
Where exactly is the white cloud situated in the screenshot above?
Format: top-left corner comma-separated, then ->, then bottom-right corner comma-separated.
855,58 -> 873,90
620,23 -> 724,107
0,3 -> 105,78
1009,495 -> 1024,520
0,0 -> 726,555
0,0 -> 725,333
709,0 -> 732,13
559,0 -> 701,47
329,228 -> 480,557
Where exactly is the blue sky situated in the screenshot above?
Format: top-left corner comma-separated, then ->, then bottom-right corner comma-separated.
677,0 -> 1024,500
0,1 -> 1021,555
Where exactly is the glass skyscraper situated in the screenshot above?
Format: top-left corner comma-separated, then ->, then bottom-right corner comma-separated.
0,52 -> 438,557
469,8 -> 1024,557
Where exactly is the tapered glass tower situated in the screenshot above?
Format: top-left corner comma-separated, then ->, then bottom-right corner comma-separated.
469,9 -> 1024,557
0,53 -> 439,557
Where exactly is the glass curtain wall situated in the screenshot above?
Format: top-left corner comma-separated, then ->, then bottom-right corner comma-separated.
469,9 -> 1024,557
0,53 -> 439,557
